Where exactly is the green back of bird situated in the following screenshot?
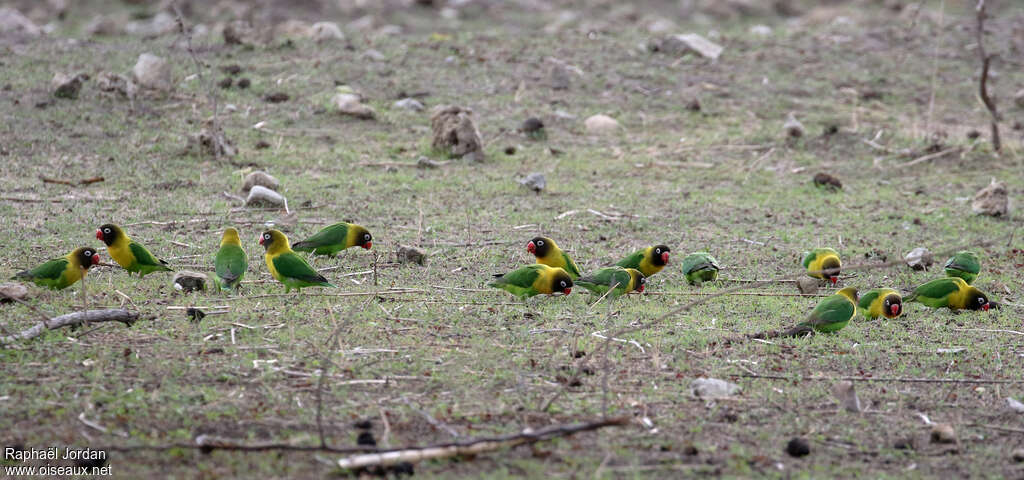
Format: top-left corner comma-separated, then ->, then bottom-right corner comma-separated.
801,291 -> 856,333
270,252 -> 334,292
14,258 -> 75,290
944,251 -> 980,284
489,265 -> 544,299
907,278 -> 964,308
129,242 -> 172,277
215,244 -> 248,290
576,267 -> 631,297
682,252 -> 719,285
292,223 -> 351,256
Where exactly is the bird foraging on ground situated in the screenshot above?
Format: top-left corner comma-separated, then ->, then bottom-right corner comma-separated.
292,222 -> 373,257
906,277 -> 990,311
526,236 -> 580,279
944,251 -> 980,285
745,287 -> 859,340
858,288 -> 902,319
488,264 -> 573,299
575,267 -> 645,298
12,247 -> 100,290
681,251 -> 719,285
96,224 -> 172,277
803,247 -> 841,284
214,227 -> 247,290
616,245 -> 670,278
260,230 -> 335,292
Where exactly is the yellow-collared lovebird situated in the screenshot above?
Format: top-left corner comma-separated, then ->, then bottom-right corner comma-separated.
858,288 -> 902,320
575,267 -> 645,298
907,277 -> 990,311
259,230 -> 335,292
781,287 -> 859,336
12,247 -> 100,290
616,245 -> 670,278
292,222 -> 373,257
802,247 -> 841,285
214,228 -> 248,290
526,236 -> 580,279
944,251 -> 981,285
681,251 -> 719,285
96,224 -> 172,277
489,264 -> 573,299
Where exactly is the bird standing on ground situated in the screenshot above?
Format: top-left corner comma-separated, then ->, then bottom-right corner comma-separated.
526,236 -> 580,279
743,287 -> 859,341
488,264 -> 573,299
906,277 -> 990,311
96,224 -> 172,277
681,251 -> 719,285
944,251 -> 981,285
292,222 -> 373,257
12,247 -> 100,290
802,247 -> 841,285
616,245 -> 670,278
260,230 -> 335,292
214,227 -> 248,290
858,288 -> 902,319
575,267 -> 645,298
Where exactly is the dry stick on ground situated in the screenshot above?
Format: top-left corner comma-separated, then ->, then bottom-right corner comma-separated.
736,373 -> 1024,384
894,146 -> 962,169
335,417 -> 628,470
975,0 -> 1001,152
0,309 -> 138,345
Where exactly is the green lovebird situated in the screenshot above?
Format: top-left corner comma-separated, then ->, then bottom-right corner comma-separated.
292,222 -> 373,257
12,247 -> 100,290
615,245 -> 670,278
575,267 -> 645,298
259,230 -> 336,292
96,223 -> 172,277
527,236 -> 581,280
681,251 -> 719,285
944,251 -> 981,284
802,247 -> 841,284
858,288 -> 903,320
214,228 -> 248,290
488,264 -> 573,299
906,277 -> 990,311
782,287 -> 859,336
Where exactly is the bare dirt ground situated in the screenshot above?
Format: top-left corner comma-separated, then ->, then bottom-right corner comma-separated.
1,0 -> 1023,477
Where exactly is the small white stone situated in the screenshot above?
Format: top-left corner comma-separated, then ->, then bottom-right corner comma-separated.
132,53 -> 172,91
311,22 -> 344,42
584,114 -> 620,134
394,98 -> 425,112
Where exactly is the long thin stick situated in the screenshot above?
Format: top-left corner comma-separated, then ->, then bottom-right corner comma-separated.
737,372 -> 1024,384
0,309 -> 138,345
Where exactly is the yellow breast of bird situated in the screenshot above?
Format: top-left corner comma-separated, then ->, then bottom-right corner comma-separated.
107,240 -> 134,268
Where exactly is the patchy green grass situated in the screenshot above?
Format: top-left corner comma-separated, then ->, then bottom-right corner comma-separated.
1,0 -> 1024,477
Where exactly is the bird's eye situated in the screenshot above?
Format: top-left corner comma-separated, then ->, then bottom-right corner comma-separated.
103,228 -> 111,234
364,234 -> 371,241
655,248 -> 661,254
264,234 -> 270,240
537,240 -> 544,246
84,251 -> 92,256
560,281 -> 566,288
979,297 -> 986,304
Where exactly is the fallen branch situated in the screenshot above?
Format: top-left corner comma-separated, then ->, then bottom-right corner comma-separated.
0,309 -> 138,345
975,0 -> 1001,151
335,417 -> 628,470
893,147 -> 961,169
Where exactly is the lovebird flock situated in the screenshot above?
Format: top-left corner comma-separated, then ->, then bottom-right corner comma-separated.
11,216 -> 996,341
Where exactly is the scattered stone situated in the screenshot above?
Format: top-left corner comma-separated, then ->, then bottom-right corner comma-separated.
966,129 -> 981,140
173,271 -> 207,293
132,53 -> 172,92
217,77 -> 233,89
813,172 -> 842,190
905,247 -> 933,271
221,64 -> 242,76
1007,397 -> 1024,413
519,173 -> 546,193
96,72 -> 135,98
242,171 -> 280,193
521,117 -> 545,140
274,19 -> 311,39
750,24 -> 772,35
686,98 -> 702,112
188,128 -> 236,158
0,7 -> 42,36
186,307 -> 205,322
254,140 -> 271,149
396,245 -> 427,266
264,92 -> 290,103
585,114 -> 621,135
831,381 -> 862,413
549,62 -> 572,90
1015,89 -> 1024,109
311,22 -> 344,42
361,49 -> 387,62
972,179 -> 1009,217
783,113 -> 805,138
690,378 -> 740,399
430,105 -> 484,160
893,437 -> 916,450
651,33 -> 724,60
84,14 -> 122,36
246,185 -> 286,208
51,72 -> 87,99
930,423 -> 956,444
785,437 -> 810,457
223,20 -> 258,46
796,277 -> 819,295
393,97 -> 424,112
333,91 -> 376,120
1013,448 -> 1024,463
237,78 -> 251,89
0,283 -> 29,303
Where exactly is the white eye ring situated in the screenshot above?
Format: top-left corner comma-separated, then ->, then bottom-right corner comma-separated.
537,240 -> 544,246
85,251 -> 92,256
104,228 -> 111,233
264,234 -> 270,239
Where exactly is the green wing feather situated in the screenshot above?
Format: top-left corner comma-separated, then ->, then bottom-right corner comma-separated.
857,289 -> 882,313
14,258 -> 72,289
491,265 -> 542,289
215,244 -> 247,289
801,295 -> 855,332
292,223 -> 349,252
909,278 -> 962,304
576,267 -> 630,296
559,251 -> 581,279
615,250 -> 644,270
273,252 -> 331,284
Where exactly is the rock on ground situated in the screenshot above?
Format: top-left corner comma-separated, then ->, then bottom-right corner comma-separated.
246,185 -> 286,208
430,105 -> 485,161
224,20 -> 259,46
690,378 -> 740,398
52,72 -> 87,99
905,247 -> 933,271
188,127 -> 236,158
972,179 -> 1009,217
396,245 -> 427,266
652,33 -> 724,60
519,173 -> 546,193
132,53 -> 172,92
333,92 -> 376,119
584,114 -> 620,134
0,7 -> 42,36
394,97 -> 424,112
173,271 -> 207,293
96,72 -> 136,98
0,283 -> 30,302
242,171 -> 280,193
311,22 -> 344,42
